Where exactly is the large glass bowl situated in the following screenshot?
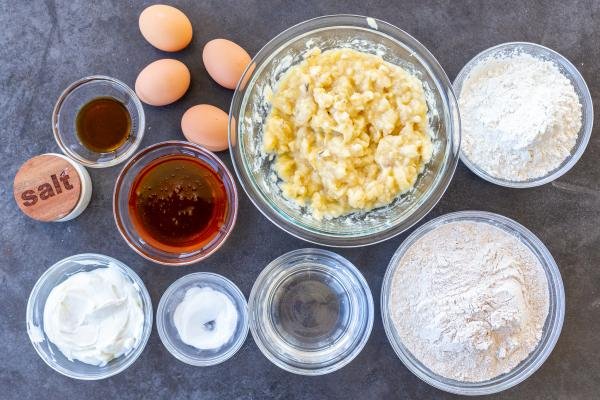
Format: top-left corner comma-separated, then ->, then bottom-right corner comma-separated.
229,15 -> 460,247
381,211 -> 565,395
26,254 -> 153,380
453,42 -> 593,188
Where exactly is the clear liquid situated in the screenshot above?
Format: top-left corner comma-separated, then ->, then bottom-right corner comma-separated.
271,268 -> 350,350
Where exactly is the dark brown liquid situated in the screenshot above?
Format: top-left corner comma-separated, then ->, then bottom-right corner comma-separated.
128,155 -> 228,253
76,97 -> 131,152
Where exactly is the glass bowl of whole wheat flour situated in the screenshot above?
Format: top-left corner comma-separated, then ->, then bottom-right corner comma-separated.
380,211 -> 565,395
453,42 -> 593,188
229,15 -> 460,247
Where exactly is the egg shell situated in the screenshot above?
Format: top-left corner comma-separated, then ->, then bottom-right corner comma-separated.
181,104 -> 229,152
135,59 -> 190,106
139,5 -> 192,52
202,39 -> 251,90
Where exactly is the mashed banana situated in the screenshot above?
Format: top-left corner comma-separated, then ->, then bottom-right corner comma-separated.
263,48 -> 432,219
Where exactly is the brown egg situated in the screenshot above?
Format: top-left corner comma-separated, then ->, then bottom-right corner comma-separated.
135,59 -> 190,106
202,39 -> 251,90
139,5 -> 192,52
181,104 -> 229,151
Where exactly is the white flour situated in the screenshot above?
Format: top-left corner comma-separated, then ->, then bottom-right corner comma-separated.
459,53 -> 582,181
390,221 -> 549,382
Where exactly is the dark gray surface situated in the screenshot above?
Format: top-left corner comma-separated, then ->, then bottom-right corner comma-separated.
1,0 -> 598,398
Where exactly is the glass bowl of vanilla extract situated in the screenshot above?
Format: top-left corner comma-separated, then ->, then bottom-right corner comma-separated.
113,141 -> 238,266
53,75 -> 145,168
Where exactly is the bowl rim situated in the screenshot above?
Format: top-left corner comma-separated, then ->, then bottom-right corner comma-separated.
25,253 -> 153,380
52,75 -> 146,168
112,140 -> 239,266
380,210 -> 566,395
248,248 -> 374,375
229,14 -> 461,248
453,41 -> 594,188
156,272 -> 249,366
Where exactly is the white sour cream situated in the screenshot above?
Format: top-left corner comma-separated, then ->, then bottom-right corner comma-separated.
173,286 -> 238,350
43,267 -> 144,366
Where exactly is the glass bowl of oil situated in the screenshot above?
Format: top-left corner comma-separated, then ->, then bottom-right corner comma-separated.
113,141 -> 238,266
248,248 -> 374,375
53,75 -> 145,168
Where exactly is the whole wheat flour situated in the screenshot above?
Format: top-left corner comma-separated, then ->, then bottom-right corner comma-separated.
390,220 -> 549,382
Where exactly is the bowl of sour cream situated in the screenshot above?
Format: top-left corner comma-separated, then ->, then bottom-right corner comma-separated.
26,253 -> 153,380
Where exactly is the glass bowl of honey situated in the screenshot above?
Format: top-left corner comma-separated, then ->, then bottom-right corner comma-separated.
53,75 -> 145,168
113,141 -> 238,265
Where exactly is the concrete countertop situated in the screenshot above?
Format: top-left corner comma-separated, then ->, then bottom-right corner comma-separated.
1,1 -> 598,398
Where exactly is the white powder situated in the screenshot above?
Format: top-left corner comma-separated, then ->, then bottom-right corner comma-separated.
459,53 -> 582,181
390,221 -> 549,382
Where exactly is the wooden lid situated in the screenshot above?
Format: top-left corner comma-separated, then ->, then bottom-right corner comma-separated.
13,154 -> 82,222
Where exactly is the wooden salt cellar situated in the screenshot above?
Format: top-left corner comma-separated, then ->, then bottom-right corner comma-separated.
13,153 -> 92,222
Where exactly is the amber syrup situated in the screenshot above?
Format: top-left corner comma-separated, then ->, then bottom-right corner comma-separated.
128,154 -> 228,253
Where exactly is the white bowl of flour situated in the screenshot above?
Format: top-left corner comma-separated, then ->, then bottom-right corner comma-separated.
454,42 -> 593,187
381,211 -> 565,395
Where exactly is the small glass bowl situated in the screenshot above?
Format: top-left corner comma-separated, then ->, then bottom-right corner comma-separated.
381,211 -> 565,395
229,14 -> 460,247
453,42 -> 594,188
53,75 -> 145,168
26,253 -> 153,380
249,248 -> 374,375
113,141 -> 238,266
156,272 -> 249,366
